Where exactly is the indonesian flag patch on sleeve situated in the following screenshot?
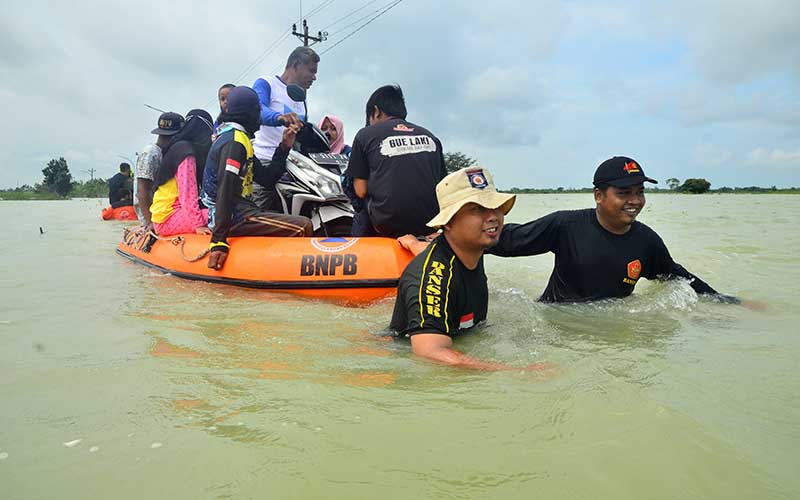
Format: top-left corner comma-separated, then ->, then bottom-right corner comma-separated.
225,158 -> 241,174
459,312 -> 474,329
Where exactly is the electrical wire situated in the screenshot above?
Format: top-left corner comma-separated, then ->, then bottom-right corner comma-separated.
321,0 -> 381,31
320,0 -> 403,55
327,0 -> 399,37
304,0 -> 337,19
231,28 -> 293,85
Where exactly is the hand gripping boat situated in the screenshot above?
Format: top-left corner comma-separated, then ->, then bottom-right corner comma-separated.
116,228 -> 414,305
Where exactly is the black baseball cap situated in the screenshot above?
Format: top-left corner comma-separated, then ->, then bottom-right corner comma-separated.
151,112 -> 185,136
593,156 -> 658,188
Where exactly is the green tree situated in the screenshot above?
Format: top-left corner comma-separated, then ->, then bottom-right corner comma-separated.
71,178 -> 109,198
41,157 -> 73,197
443,151 -> 477,173
678,178 -> 711,194
666,177 -> 680,190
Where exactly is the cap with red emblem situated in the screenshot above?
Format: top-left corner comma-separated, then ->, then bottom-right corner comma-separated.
593,156 -> 658,188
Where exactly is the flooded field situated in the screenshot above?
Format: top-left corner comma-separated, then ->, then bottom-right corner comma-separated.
1,194 -> 798,499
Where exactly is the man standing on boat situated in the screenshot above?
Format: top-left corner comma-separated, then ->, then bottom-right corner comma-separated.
347,84 -> 448,237
250,46 -> 319,209
136,112 -> 184,229
489,156 -> 762,308
391,167 -> 550,371
202,86 -> 313,271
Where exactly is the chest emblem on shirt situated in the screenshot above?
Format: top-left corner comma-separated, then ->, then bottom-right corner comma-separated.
626,259 -> 642,284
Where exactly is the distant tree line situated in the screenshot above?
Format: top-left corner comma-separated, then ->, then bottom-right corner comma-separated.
0,157 -> 112,199
502,175 -> 798,195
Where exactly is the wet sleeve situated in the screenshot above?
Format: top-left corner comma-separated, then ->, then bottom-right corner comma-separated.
252,144 -> 290,189
489,211 -> 564,257
175,156 -> 206,228
210,141 -> 248,248
254,78 -> 282,126
647,233 -> 741,304
346,131 -> 370,180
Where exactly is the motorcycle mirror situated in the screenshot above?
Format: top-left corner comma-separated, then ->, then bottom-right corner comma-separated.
287,84 -> 306,103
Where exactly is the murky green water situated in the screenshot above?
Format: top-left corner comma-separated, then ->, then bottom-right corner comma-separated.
1,195 -> 798,499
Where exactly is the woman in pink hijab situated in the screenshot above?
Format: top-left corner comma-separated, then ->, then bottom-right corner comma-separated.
318,115 -> 352,156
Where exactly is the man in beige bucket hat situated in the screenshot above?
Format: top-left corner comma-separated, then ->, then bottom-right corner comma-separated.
390,167 -> 550,371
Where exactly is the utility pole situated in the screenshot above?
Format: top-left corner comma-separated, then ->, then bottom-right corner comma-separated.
292,19 -> 327,47
84,168 -> 96,181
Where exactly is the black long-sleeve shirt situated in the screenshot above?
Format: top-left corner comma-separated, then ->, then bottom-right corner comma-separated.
108,172 -> 132,207
489,209 -> 738,303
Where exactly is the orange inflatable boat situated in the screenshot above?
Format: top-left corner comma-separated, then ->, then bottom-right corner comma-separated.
102,205 -> 138,221
116,229 -> 414,304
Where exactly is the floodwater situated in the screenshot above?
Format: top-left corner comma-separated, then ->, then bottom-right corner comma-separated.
1,195 -> 798,499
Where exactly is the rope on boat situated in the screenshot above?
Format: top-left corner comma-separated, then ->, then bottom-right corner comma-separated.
122,226 -> 210,262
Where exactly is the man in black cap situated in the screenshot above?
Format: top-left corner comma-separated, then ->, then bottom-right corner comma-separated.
489,156 -> 750,304
136,111 -> 184,228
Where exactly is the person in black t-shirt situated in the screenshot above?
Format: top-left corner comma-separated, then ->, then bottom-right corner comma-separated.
346,85 -> 447,237
490,156 -> 763,308
392,167 -> 553,370
108,163 -> 133,208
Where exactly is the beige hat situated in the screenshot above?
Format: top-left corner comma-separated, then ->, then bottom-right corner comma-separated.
427,167 -> 516,228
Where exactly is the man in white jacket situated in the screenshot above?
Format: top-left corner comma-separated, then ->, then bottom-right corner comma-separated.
250,46 -> 320,209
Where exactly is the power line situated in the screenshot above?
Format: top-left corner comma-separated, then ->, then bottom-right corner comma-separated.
231,27 -> 293,84
320,0 -> 403,55
304,0 -> 337,19
321,0 -> 381,31
228,0 -> 333,87
327,0 -> 399,37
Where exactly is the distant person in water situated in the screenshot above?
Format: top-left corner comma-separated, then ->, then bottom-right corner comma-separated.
150,109 -> 214,236
488,156 -> 763,308
213,83 -> 235,135
108,162 -> 133,208
346,84 -> 447,237
200,86 -> 313,271
136,111 -> 184,230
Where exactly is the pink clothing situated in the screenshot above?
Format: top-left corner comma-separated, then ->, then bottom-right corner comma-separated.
153,156 -> 209,236
319,114 -> 346,154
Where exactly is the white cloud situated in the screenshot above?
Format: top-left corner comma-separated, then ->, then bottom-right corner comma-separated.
748,148 -> 800,167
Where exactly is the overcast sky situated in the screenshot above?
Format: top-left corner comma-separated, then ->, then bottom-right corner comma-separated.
1,0 -> 798,189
